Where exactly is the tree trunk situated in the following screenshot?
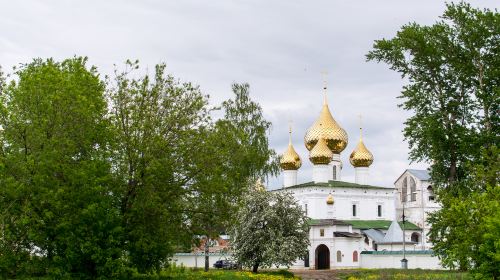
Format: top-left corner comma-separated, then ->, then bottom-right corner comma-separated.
204,238 -> 209,272
252,261 -> 259,273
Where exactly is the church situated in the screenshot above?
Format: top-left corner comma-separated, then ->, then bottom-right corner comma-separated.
173,84 -> 442,270
275,84 -> 442,269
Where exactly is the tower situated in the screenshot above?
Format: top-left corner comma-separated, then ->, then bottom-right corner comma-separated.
309,137 -> 333,183
280,125 -> 302,187
304,75 -> 348,181
349,119 -> 374,184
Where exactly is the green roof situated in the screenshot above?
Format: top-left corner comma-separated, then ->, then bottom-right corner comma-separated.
343,220 -> 421,230
284,180 -> 393,190
361,250 -> 434,255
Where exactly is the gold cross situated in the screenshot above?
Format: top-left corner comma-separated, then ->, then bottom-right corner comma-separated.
321,70 -> 328,104
358,114 -> 363,139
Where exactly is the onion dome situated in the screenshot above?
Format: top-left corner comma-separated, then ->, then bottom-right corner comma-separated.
304,92 -> 348,154
326,193 -> 334,205
309,137 -> 333,165
280,127 -> 302,170
349,127 -> 374,168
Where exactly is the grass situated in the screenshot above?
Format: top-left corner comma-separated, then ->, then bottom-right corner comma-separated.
131,267 -> 299,280
335,269 -> 470,280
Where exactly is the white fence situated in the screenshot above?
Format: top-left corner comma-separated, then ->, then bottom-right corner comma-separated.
172,253 -> 233,269
360,251 -> 442,269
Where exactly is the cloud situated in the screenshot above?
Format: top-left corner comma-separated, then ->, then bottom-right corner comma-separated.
0,0 -> 496,189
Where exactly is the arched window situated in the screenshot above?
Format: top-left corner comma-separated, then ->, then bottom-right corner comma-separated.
402,178 -> 408,202
332,166 -> 337,180
353,251 -> 358,262
336,250 -> 342,262
410,178 -> 417,201
411,232 -> 420,243
364,236 -> 369,245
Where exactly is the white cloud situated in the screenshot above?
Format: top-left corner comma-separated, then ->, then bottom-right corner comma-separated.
1,0 -> 496,189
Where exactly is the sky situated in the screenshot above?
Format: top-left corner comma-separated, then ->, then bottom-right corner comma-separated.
1,0 -> 498,190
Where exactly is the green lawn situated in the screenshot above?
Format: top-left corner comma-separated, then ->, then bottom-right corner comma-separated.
132,268 -> 298,280
336,269 -> 469,280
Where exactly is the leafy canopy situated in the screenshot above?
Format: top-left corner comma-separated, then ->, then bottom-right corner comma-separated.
367,2 -> 499,277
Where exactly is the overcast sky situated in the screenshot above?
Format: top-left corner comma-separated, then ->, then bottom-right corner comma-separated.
1,0 -> 498,189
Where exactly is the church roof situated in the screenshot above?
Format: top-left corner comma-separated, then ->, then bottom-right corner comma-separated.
377,220 -> 418,245
309,219 -> 348,226
285,180 -> 393,191
334,231 -> 363,238
363,229 -> 385,243
407,169 -> 431,181
394,169 -> 431,184
382,220 -> 404,243
344,220 -> 420,230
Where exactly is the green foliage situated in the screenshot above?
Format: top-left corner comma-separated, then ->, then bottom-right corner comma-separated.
0,57 -> 125,278
231,190 -> 310,273
189,83 -> 279,239
108,60 -> 209,273
367,2 -> 499,277
0,58 -> 278,278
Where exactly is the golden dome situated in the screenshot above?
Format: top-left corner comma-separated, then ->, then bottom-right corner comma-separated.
326,193 -> 334,205
309,137 -> 333,164
304,96 -> 348,154
349,128 -> 374,167
280,128 -> 302,170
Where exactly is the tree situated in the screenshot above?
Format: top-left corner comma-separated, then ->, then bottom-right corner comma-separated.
108,60 -> 210,273
188,83 -> 279,271
367,2 -> 499,277
231,188 -> 310,273
0,58 -> 124,278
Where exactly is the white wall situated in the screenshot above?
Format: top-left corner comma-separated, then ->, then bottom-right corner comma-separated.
172,253 -> 232,268
288,186 -> 395,221
360,253 -> 442,269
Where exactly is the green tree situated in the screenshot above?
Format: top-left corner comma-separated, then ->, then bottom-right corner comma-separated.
0,58 -> 124,278
188,83 -> 279,271
231,188 -> 310,273
367,2 -> 499,277
108,60 -> 210,273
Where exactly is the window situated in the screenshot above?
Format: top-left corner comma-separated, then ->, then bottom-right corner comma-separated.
428,186 -> 435,201
410,178 -> 417,201
332,166 -> 337,180
320,229 -> 325,237
377,205 -> 382,217
305,204 -> 308,216
352,204 -> 357,217
411,232 -> 420,243
336,251 -> 342,262
353,251 -> 358,262
402,178 -> 408,202
364,236 -> 369,245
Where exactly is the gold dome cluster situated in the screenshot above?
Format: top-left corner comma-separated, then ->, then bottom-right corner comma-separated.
349,128 -> 374,168
278,77 -> 375,172
280,129 -> 302,170
304,97 -> 348,154
309,137 -> 333,164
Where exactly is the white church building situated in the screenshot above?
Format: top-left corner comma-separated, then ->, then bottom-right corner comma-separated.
275,85 -> 442,270
173,85 -> 443,270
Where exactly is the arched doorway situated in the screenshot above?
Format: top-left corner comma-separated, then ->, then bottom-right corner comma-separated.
315,244 -> 330,269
